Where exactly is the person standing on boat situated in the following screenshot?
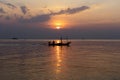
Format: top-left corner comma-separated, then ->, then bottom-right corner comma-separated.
52,40 -> 55,44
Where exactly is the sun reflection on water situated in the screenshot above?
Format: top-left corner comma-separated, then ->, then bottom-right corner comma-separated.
56,46 -> 62,73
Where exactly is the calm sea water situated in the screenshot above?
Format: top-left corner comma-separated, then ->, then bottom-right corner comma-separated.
0,39 -> 120,80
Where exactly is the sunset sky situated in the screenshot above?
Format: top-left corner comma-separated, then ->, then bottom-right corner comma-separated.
0,0 -> 120,39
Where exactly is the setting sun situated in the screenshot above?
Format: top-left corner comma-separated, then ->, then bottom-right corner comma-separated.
49,20 -> 67,29
55,22 -> 62,29
56,26 -> 61,29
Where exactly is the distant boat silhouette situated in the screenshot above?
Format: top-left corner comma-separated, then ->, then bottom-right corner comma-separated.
48,37 -> 71,46
11,37 -> 18,40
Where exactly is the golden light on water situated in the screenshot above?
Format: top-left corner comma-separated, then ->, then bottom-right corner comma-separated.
56,46 -> 62,73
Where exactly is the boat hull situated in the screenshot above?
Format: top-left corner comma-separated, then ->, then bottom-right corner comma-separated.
48,42 -> 71,46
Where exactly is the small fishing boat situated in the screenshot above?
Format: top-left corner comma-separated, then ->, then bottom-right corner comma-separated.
48,37 -> 71,46
11,37 -> 18,40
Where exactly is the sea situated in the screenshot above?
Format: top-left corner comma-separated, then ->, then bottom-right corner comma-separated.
0,39 -> 120,80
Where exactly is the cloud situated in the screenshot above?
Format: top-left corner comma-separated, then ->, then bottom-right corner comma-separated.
19,14 -> 51,23
0,1 -> 90,24
5,3 -> 16,9
50,6 -> 90,15
20,6 -> 29,14
0,1 -> 16,9
0,1 -> 28,20
20,6 -> 90,23
0,8 -> 6,13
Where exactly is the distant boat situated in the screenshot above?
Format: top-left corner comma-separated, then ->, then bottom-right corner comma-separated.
11,37 -> 18,40
48,37 -> 71,46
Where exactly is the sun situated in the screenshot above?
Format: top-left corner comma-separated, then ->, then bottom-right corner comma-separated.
56,26 -> 61,29
55,22 -> 62,29
49,20 -> 66,29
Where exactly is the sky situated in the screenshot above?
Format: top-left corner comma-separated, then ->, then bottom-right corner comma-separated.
0,0 -> 120,39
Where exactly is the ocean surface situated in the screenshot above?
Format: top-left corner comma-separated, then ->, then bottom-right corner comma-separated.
0,39 -> 120,80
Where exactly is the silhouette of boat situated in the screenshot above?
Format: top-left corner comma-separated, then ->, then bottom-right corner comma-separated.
11,37 -> 18,40
48,41 -> 71,46
48,37 -> 71,46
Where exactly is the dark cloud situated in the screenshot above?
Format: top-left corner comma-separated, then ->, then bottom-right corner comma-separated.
0,1 -> 16,9
19,14 -> 51,23
0,1 -> 90,23
50,6 -> 90,15
19,6 -> 90,23
6,3 -> 16,9
20,6 -> 29,14
0,3 -> 90,24
0,8 -> 6,13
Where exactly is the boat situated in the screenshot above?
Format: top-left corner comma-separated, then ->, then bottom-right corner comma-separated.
11,37 -> 18,40
48,41 -> 71,46
48,37 -> 71,46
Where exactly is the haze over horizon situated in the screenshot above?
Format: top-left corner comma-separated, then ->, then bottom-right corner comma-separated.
0,0 -> 120,39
